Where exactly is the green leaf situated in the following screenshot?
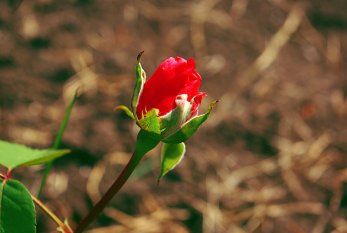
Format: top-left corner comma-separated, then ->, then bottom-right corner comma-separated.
132,52 -> 146,120
162,101 -> 216,143
138,108 -> 161,134
158,142 -> 186,181
0,179 -> 36,233
0,140 -> 70,170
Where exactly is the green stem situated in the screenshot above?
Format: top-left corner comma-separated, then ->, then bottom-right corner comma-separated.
32,195 -> 73,233
37,161 -> 53,197
75,130 -> 159,233
37,92 -> 78,197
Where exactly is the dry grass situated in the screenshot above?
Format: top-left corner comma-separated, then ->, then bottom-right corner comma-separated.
1,0 -> 347,232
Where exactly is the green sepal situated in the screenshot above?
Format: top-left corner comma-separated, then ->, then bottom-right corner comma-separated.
131,52 -> 146,120
158,142 -> 186,181
0,179 -> 36,233
135,129 -> 161,155
0,140 -> 70,170
114,105 -> 135,120
161,94 -> 192,138
137,108 -> 161,135
162,101 -> 216,143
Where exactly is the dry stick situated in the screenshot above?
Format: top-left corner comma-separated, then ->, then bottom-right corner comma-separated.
238,6 -> 304,89
206,4 -> 304,128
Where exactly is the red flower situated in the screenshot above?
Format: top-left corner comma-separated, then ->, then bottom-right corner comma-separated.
136,57 -> 206,119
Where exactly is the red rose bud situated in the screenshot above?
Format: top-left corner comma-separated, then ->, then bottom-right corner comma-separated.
112,54 -> 215,182
128,54 -> 215,143
126,54 -> 216,181
136,57 -> 206,119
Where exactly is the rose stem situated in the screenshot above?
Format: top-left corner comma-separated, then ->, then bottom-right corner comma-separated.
75,129 -> 159,233
74,150 -> 145,233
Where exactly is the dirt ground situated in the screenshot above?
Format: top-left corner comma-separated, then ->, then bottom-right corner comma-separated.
1,0 -> 347,232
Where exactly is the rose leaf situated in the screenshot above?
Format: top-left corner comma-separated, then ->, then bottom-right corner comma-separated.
158,142 -> 185,181
0,179 -> 36,233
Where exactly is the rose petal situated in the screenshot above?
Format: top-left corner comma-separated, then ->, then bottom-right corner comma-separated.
190,92 -> 206,118
136,57 -> 204,118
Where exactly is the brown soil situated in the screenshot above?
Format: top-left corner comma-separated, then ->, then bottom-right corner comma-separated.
1,0 -> 347,232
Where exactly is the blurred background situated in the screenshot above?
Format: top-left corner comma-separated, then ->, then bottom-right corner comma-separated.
1,0 -> 347,232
